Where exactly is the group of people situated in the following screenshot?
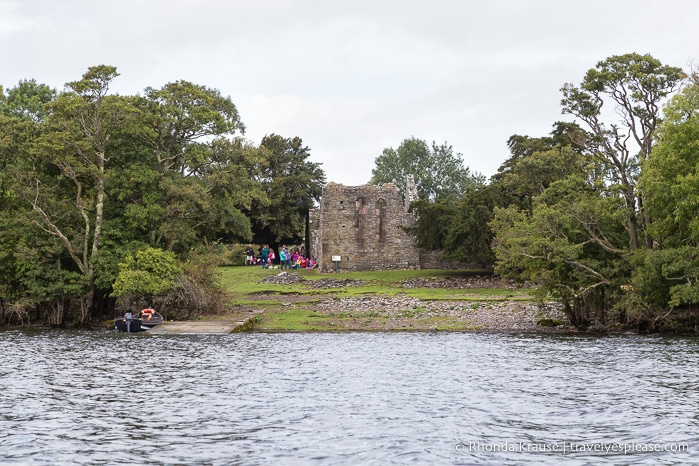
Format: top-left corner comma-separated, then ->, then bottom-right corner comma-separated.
244,244 -> 317,270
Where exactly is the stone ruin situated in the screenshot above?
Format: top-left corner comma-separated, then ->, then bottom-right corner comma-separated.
308,175 -> 480,273
308,176 -> 422,273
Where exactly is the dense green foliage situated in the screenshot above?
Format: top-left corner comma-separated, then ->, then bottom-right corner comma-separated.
408,53 -> 698,331
370,137 -> 483,200
0,66 -> 325,326
112,247 -> 182,298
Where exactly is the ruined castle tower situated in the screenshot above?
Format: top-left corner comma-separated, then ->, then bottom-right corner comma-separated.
309,176 -> 420,272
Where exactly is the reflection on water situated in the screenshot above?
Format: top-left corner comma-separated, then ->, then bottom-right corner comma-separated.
1,330 -> 697,465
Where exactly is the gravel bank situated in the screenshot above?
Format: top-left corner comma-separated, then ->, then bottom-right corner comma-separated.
309,296 -> 566,331
257,272 -> 567,332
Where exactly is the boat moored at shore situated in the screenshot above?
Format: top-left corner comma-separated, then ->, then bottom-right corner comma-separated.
114,309 -> 164,332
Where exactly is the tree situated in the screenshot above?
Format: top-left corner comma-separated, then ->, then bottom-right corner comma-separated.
561,53 -> 685,250
410,124 -> 589,268
129,81 -> 251,252
370,137 -> 482,201
0,79 -> 57,122
491,176 -> 630,326
248,134 -> 325,245
489,53 -> 688,328
410,183 -> 500,267
0,114 -> 44,323
637,77 -> 699,310
17,65 -> 127,322
0,67 -> 329,325
112,247 -> 182,299
138,80 -> 245,175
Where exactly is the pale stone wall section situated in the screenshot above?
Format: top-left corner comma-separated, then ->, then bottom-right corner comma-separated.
310,177 -> 419,273
309,175 -> 476,273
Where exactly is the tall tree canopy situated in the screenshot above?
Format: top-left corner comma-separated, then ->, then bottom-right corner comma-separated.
489,53 -> 688,328
638,75 -> 699,309
560,53 -> 685,250
16,65 -> 127,323
370,137 -> 482,201
247,134 -> 325,246
412,53 -> 695,329
0,66 -> 325,326
0,79 -> 57,122
410,123 -> 583,268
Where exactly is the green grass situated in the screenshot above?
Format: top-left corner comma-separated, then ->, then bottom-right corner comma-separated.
217,266 -> 532,302
216,266 -> 538,332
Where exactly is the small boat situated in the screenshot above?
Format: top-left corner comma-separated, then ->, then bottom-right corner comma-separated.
114,309 -> 164,332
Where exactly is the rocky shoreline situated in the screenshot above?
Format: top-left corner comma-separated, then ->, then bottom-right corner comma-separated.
256,272 -> 568,332
306,296 -> 567,332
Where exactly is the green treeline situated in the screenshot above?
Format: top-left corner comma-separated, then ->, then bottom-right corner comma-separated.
0,65 -> 325,326
410,53 -> 699,331
3,53 -> 699,332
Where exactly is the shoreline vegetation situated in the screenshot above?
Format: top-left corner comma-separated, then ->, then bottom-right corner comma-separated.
5,267 -> 697,334
3,58 -> 699,336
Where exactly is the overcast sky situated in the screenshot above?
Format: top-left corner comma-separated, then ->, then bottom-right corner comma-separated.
2,0 -> 698,185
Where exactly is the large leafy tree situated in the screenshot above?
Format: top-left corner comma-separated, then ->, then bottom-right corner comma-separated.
410,183 -> 500,267
490,53 -> 687,328
411,123 -> 586,268
0,86 -> 90,326
17,65 -> 127,322
0,68 -> 322,325
120,81 -> 252,252
248,134 -> 325,246
0,113 -> 42,323
370,137 -> 482,200
139,80 -> 245,175
0,79 -> 56,123
638,76 -> 699,309
561,53 -> 685,250
491,174 -> 630,326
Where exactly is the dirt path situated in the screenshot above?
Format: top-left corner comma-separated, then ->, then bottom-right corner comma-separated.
148,309 -> 263,334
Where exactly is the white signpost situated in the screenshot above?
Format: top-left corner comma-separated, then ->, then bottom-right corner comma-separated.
331,255 -> 341,273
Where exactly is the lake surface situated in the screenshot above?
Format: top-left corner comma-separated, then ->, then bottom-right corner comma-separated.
1,330 -> 697,465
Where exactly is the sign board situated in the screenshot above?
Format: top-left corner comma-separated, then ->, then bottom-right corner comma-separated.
331,255 -> 341,262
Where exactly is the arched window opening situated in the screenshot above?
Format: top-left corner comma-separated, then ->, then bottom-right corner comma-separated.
376,198 -> 386,241
355,197 -> 365,241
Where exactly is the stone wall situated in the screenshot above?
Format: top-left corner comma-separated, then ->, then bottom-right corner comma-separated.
310,181 -> 419,273
418,249 -> 484,271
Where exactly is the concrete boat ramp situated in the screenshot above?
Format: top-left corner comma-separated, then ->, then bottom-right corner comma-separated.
147,310 -> 262,335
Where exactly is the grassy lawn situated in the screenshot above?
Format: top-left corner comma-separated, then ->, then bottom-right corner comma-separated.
218,266 -> 532,301
216,266 -> 539,332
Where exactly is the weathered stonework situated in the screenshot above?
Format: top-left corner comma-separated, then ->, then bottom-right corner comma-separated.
310,178 -> 419,273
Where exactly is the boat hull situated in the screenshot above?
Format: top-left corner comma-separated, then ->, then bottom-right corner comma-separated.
114,318 -> 144,333
140,316 -> 164,328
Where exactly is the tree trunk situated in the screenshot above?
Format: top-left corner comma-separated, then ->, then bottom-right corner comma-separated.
595,305 -> 606,327
563,297 -> 588,327
46,298 -> 66,328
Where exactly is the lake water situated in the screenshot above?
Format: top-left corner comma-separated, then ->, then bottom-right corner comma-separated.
1,330 -> 697,465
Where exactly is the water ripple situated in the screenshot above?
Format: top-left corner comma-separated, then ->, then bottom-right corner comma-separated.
0,330 -> 697,465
